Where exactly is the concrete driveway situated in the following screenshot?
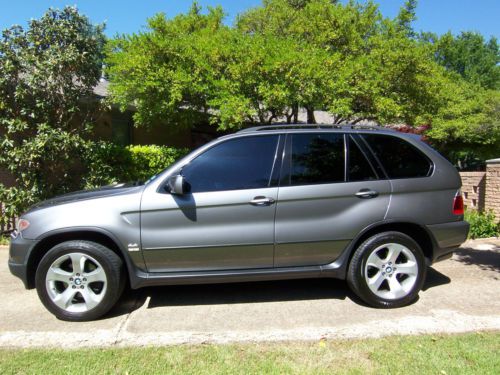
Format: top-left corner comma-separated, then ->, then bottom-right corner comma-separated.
0,239 -> 499,347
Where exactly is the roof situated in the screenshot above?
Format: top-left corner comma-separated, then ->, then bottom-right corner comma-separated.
93,78 -> 109,97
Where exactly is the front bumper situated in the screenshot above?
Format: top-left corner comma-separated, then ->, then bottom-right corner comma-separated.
426,220 -> 470,263
8,233 -> 38,289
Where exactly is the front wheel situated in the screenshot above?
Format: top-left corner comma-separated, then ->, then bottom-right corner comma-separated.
347,231 -> 426,308
35,240 -> 125,321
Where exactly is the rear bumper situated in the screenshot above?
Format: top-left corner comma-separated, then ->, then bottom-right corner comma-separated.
426,220 -> 469,263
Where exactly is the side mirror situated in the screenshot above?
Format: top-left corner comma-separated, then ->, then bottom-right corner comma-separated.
166,174 -> 185,195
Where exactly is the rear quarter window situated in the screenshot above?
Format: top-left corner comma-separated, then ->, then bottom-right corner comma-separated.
361,134 -> 433,179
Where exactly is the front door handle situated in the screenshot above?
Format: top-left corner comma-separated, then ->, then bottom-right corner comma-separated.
250,196 -> 276,206
355,189 -> 379,199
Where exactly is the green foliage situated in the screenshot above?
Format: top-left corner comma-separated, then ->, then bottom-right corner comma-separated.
429,31 -> 500,90
107,0 -> 455,129
0,6 -> 106,221
396,0 -> 418,37
105,4 -> 226,128
83,143 -> 189,188
428,84 -> 500,161
125,145 -> 189,182
464,210 -> 500,239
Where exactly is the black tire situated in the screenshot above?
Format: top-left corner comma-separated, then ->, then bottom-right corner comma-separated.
347,231 -> 427,308
35,240 -> 125,321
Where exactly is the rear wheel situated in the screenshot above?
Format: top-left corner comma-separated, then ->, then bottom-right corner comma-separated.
347,231 -> 426,308
35,240 -> 125,321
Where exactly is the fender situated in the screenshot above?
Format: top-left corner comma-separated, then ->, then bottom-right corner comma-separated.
34,226 -> 146,280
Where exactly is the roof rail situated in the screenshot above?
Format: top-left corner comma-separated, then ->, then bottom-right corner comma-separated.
237,123 -> 392,133
347,124 -> 386,131
238,124 -> 344,133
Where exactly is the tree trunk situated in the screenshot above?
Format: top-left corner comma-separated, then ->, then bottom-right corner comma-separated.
293,103 -> 299,123
306,106 -> 316,124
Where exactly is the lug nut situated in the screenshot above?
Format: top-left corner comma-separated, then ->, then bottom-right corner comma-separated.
382,272 -> 385,276
80,286 -> 84,289
83,278 -> 87,282
69,277 -> 73,281
72,285 -> 76,289
76,273 -> 80,276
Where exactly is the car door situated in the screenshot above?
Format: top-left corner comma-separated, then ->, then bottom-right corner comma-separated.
274,132 -> 391,267
140,134 -> 283,272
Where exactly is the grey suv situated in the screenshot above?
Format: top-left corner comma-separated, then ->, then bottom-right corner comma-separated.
8,125 -> 469,321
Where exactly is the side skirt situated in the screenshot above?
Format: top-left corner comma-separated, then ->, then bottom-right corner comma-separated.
130,263 -> 346,289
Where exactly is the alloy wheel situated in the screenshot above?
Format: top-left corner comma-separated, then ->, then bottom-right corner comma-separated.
45,252 -> 107,313
364,243 -> 419,300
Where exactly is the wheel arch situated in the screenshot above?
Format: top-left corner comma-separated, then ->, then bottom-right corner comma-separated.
348,221 -> 435,264
26,228 -> 134,289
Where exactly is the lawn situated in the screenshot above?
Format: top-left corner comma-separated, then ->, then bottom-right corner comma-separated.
0,332 -> 498,374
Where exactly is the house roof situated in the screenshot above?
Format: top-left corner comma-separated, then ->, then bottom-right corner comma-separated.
93,78 -> 109,97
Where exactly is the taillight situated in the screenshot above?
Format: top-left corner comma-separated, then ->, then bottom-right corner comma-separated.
453,194 -> 464,215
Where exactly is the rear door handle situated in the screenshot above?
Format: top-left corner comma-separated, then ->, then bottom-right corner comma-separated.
355,189 -> 379,199
250,196 -> 276,206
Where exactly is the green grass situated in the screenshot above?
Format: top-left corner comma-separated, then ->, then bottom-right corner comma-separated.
0,236 -> 10,246
0,332 -> 498,374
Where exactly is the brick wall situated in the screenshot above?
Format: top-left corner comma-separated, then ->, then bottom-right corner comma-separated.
459,171 -> 486,211
485,159 -> 500,219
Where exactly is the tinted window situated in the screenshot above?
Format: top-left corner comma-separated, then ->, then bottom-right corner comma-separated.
362,134 -> 432,179
349,136 -> 377,181
288,133 -> 344,185
182,135 -> 279,193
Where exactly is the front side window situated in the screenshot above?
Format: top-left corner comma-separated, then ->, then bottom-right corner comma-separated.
361,134 -> 433,179
287,133 -> 345,186
182,135 -> 279,193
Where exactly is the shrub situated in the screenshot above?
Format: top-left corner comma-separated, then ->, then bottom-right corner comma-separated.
126,145 -> 190,182
464,210 -> 500,239
83,142 -> 189,188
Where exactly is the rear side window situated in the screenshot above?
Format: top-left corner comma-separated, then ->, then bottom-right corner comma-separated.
182,135 -> 279,193
288,133 -> 344,185
348,136 -> 377,181
361,134 -> 433,179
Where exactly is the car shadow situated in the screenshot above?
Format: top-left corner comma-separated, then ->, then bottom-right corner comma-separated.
422,267 -> 451,291
106,278 -> 358,318
105,265 -> 455,319
452,244 -> 500,272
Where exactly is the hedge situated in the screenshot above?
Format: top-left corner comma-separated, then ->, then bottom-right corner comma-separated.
84,143 -> 190,188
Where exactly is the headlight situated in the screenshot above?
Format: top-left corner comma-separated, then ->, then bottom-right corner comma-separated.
17,219 -> 30,232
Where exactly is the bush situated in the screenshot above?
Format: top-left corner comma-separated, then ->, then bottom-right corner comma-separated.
83,142 -> 190,188
464,210 -> 500,239
126,145 -> 190,182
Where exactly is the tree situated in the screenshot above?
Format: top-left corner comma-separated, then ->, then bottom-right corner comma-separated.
106,4 -> 225,128
428,31 -> 500,90
428,84 -> 500,160
396,0 -> 417,37
0,7 -> 106,221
